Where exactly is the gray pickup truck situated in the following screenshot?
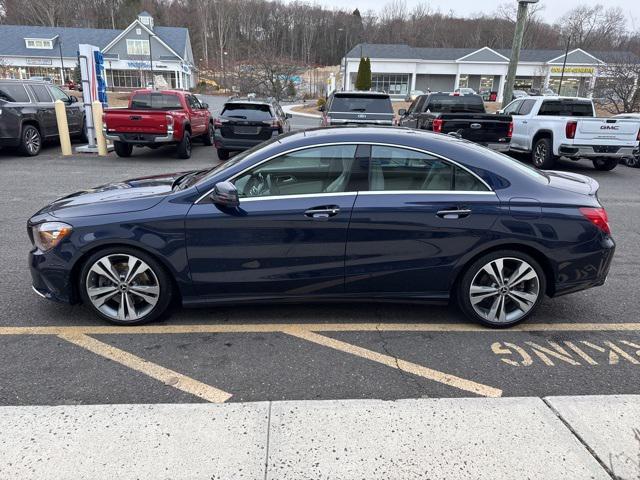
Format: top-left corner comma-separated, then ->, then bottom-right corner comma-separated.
0,79 -> 85,156
321,91 -> 395,127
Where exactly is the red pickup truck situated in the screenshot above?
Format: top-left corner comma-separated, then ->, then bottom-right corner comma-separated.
103,89 -> 214,159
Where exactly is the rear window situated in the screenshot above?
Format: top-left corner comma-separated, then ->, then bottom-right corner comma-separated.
329,94 -> 393,114
130,93 -> 182,110
424,94 -> 485,113
221,103 -> 273,121
538,101 -> 594,117
0,84 -> 30,103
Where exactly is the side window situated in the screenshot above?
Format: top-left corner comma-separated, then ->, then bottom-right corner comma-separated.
186,95 -> 199,110
29,84 -> 53,103
406,98 -> 419,114
49,86 -> 69,102
369,146 -> 488,192
233,145 -> 358,198
503,100 -> 523,115
518,99 -> 536,116
0,84 -> 31,103
415,96 -> 428,112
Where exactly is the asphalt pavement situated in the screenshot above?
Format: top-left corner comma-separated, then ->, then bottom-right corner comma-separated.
1,112 -> 640,407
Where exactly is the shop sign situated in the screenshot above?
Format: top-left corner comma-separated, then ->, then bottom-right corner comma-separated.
550,66 -> 595,74
26,58 -> 52,66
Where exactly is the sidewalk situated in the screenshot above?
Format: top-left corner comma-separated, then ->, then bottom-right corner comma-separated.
1,396 -> 639,479
282,103 -> 321,119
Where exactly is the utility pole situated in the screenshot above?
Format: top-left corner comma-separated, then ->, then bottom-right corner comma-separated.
58,39 -> 65,85
558,35 -> 571,96
502,0 -> 539,108
148,33 -> 155,89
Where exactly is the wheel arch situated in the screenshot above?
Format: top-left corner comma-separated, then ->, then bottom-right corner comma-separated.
531,129 -> 554,152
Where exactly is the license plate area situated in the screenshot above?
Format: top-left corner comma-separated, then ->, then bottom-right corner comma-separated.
234,126 -> 260,135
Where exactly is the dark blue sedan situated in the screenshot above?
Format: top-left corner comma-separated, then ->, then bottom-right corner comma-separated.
28,127 -> 615,327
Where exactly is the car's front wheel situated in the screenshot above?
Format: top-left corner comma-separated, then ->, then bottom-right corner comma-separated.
79,247 -> 173,325
457,250 -> 546,328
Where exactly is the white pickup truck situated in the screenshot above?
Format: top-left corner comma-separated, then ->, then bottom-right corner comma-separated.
502,96 -> 640,171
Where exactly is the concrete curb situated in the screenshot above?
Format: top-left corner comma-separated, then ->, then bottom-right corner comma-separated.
282,103 -> 321,119
1,396 -> 638,479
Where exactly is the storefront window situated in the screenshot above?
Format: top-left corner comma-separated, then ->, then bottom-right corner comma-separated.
24,67 -> 72,84
108,69 -> 177,89
458,75 -> 469,88
514,77 -> 533,90
371,74 -> 410,95
480,76 -> 494,91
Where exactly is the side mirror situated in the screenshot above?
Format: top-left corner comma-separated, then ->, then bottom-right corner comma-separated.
211,181 -> 239,208
398,108 -> 406,116
68,96 -> 77,104
318,105 -> 325,112
285,113 -> 292,119
496,109 -> 504,114
202,103 -> 209,109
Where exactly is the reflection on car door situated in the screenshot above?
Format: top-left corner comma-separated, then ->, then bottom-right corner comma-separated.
185,144 -> 366,298
27,84 -> 57,137
345,145 -> 500,297
49,85 -> 83,133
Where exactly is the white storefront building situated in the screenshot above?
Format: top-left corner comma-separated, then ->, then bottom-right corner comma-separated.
343,44 -> 633,101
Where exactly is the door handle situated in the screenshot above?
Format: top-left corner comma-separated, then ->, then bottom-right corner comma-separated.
436,208 -> 471,219
305,206 -> 340,219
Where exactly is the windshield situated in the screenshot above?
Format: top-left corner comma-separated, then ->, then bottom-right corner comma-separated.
193,141 -> 273,187
221,103 -> 273,120
329,94 -> 393,114
130,93 -> 183,110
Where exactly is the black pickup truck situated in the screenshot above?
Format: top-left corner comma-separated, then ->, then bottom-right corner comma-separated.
398,93 -> 512,151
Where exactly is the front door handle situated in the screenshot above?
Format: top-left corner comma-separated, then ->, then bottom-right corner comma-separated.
305,205 -> 340,220
436,208 -> 471,219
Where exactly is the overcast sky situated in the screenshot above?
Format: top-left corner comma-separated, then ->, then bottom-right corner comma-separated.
291,0 -> 638,25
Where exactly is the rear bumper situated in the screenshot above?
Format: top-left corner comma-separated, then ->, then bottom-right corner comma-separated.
558,144 -> 637,158
328,119 -> 394,126
214,131 -> 272,151
103,128 -> 175,144
481,141 -> 511,152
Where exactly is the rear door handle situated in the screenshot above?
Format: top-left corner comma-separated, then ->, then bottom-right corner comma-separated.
436,209 -> 471,219
305,206 -> 340,220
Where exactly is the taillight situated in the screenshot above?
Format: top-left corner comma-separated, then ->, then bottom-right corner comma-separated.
507,121 -> 513,138
636,128 -> 640,141
165,115 -> 174,130
432,118 -> 443,133
580,207 -> 611,235
213,117 -> 223,128
566,120 -> 577,139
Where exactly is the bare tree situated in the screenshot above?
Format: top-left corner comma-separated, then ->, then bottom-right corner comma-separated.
594,53 -> 640,114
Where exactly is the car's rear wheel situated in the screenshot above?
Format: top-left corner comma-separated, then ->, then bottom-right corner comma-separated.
79,247 -> 173,325
203,123 -> 214,146
531,137 -> 556,169
592,158 -> 618,171
19,124 -> 42,156
176,131 -> 192,159
457,250 -> 546,328
114,141 -> 133,157
217,148 -> 230,160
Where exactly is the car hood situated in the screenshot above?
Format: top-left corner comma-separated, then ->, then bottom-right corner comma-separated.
41,171 -> 193,219
545,170 -> 599,196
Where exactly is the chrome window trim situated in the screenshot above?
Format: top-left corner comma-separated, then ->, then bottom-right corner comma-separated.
195,141 -> 493,204
241,192 -> 358,203
359,190 -> 496,196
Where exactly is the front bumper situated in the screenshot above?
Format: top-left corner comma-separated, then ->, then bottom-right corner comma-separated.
29,249 -> 75,304
103,128 -> 175,144
559,144 -> 637,158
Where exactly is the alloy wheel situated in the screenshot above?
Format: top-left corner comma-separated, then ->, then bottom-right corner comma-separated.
24,127 -> 40,155
85,253 -> 160,322
533,143 -> 546,166
469,257 -> 540,324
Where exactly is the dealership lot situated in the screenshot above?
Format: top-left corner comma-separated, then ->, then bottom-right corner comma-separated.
1,132 -> 640,406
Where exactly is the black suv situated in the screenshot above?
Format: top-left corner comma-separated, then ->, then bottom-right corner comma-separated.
321,91 -> 395,127
213,97 -> 291,160
0,79 -> 85,156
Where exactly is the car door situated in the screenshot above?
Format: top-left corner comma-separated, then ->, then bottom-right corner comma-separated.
185,144 -> 365,298
49,85 -> 83,133
186,95 -> 206,135
510,99 -> 537,150
27,84 -> 57,138
400,96 -> 425,129
345,144 -> 500,297
501,99 -> 525,149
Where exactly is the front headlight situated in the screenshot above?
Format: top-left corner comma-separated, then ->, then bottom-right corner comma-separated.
31,222 -> 73,252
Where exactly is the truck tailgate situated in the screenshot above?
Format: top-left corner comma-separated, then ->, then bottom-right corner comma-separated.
575,118 -> 640,144
104,109 -> 169,135
439,114 -> 512,143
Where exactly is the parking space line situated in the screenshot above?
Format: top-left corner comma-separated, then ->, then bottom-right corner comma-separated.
58,333 -> 232,403
2,322 -> 640,335
283,327 -> 503,398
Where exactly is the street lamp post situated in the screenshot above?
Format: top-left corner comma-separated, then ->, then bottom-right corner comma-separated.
148,32 -> 155,89
502,0 -> 539,108
558,35 -> 571,96
57,39 -> 65,85
338,28 -> 349,91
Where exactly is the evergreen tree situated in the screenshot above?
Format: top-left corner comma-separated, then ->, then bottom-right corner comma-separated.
354,57 -> 367,90
361,57 -> 372,91
286,79 -> 296,98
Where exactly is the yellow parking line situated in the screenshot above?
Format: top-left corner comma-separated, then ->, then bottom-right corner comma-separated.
58,333 -> 232,403
1,322 -> 640,336
283,327 -> 503,398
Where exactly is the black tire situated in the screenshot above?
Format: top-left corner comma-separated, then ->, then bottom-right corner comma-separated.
203,122 -> 214,146
114,141 -> 133,158
78,246 -> 174,325
456,250 -> 546,328
18,124 -> 42,156
217,148 -> 230,160
78,118 -> 88,143
176,131 -> 192,159
531,137 -> 556,169
592,158 -> 618,171
626,156 -> 640,168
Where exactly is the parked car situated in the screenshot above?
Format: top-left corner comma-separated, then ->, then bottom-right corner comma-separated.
529,88 -> 556,96
0,79 -> 86,156
404,90 -> 424,102
28,127 -> 615,328
103,89 -> 214,159
397,92 -> 512,151
320,91 -> 395,127
613,113 -> 640,167
512,90 -> 528,100
213,97 -> 291,160
503,96 -> 640,170
454,88 -> 476,95
65,80 -> 81,91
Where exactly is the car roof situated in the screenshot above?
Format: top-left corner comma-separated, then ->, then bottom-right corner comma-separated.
0,79 -> 49,85
333,91 -> 390,97
224,98 -> 274,106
